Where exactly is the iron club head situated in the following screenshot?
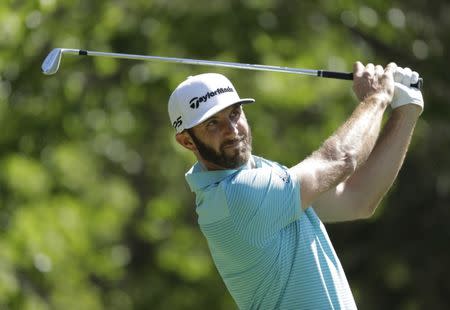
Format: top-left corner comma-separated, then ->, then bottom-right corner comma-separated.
41,48 -> 63,75
41,48 -> 80,75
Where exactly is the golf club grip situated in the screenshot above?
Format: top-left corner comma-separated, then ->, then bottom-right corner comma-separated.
319,70 -> 423,89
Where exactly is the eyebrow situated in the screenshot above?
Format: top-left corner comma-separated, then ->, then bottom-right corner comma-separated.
201,104 -> 242,125
202,115 -> 218,125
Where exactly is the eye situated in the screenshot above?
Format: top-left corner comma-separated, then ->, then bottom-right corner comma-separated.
230,107 -> 241,120
206,119 -> 218,127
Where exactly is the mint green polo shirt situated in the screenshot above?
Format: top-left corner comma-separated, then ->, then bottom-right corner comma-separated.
186,155 -> 357,309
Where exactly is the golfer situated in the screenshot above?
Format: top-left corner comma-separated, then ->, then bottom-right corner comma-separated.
168,62 -> 423,309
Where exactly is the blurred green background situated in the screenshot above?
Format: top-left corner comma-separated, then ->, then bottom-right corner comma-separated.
1,0 -> 449,309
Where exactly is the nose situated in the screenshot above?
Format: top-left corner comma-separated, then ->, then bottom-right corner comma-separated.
223,119 -> 239,138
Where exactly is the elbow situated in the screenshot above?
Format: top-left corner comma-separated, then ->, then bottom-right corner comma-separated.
358,199 -> 382,219
346,187 -> 382,220
358,205 -> 377,219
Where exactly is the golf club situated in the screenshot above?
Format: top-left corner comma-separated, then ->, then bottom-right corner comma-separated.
42,48 -> 423,88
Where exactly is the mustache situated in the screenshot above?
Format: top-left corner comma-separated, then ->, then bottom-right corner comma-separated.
221,135 -> 247,148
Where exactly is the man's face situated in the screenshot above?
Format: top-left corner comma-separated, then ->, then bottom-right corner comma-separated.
185,104 -> 252,170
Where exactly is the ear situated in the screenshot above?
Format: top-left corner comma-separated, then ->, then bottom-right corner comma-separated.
175,131 -> 197,151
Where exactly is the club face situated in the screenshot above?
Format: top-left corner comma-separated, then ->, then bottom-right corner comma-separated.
41,48 -> 62,75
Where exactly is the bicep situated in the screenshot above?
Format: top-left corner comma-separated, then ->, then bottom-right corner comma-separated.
289,156 -> 351,210
311,181 -> 366,222
314,157 -> 392,222
289,154 -> 366,221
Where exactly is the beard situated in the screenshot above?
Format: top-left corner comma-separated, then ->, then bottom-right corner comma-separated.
188,127 -> 252,169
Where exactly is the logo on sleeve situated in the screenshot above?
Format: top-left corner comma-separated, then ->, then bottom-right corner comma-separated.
275,168 -> 290,184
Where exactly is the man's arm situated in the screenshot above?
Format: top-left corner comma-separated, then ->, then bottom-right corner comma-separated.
289,62 -> 395,211
312,104 -> 421,222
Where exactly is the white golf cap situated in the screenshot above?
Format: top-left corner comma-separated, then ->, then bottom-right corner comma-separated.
168,73 -> 255,133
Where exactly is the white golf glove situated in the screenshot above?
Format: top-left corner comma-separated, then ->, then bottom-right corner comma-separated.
391,67 -> 424,112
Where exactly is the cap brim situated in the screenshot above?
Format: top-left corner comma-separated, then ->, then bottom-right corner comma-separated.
184,98 -> 255,130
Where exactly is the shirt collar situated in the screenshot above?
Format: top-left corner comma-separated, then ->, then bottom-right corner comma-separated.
185,156 -> 256,192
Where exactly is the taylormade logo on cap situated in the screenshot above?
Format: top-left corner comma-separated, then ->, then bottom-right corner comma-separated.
189,86 -> 234,109
168,73 -> 255,133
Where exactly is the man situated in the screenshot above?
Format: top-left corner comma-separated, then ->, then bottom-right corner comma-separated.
168,62 -> 423,309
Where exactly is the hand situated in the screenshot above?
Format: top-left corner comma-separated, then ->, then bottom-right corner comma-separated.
352,62 -> 396,105
391,67 -> 424,114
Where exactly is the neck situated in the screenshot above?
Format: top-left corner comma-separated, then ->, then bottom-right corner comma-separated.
198,155 -> 254,171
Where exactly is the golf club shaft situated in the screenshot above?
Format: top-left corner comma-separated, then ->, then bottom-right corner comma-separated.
44,48 -> 423,88
80,49 -> 348,79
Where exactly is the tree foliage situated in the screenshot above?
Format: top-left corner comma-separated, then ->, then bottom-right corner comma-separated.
0,0 -> 449,309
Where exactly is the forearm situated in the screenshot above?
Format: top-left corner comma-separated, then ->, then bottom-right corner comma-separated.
293,61 -> 396,210
294,94 -> 389,209
343,105 -> 420,214
312,94 -> 389,183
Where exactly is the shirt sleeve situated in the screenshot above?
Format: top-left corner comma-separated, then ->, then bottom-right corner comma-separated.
224,165 -> 302,246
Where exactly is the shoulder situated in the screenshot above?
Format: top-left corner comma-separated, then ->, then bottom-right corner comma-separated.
225,157 -> 298,202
